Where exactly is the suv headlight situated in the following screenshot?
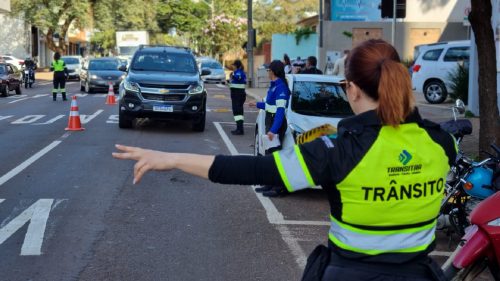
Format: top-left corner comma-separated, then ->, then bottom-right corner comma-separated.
124,80 -> 140,92
188,84 -> 204,95
90,74 -> 98,80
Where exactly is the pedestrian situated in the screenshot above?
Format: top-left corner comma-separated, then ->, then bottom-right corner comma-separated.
283,54 -> 292,74
50,52 -> 68,101
113,39 -> 455,280
300,56 -> 323,74
332,49 -> 349,76
228,59 -> 247,135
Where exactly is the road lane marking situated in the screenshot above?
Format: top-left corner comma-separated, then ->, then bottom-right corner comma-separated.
0,199 -> 4,204
0,141 -> 61,187
33,114 -> 65,125
215,84 -> 226,88
8,98 -> 29,104
107,115 -> 118,124
11,115 -> 45,124
81,109 -> 104,124
213,122 -> 238,155
0,115 -> 13,121
214,121 -> 321,268
0,199 -> 53,255
7,94 -> 28,99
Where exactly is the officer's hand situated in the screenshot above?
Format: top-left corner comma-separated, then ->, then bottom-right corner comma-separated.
113,144 -> 175,184
267,132 -> 275,141
247,102 -> 256,107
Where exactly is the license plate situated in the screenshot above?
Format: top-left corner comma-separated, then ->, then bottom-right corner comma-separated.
153,105 -> 173,112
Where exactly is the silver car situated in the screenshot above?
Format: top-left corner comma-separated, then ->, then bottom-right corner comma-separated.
199,60 -> 226,84
61,56 -> 82,80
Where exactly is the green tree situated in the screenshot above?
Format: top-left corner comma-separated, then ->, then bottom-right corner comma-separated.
253,0 -> 318,43
90,0 -> 159,53
11,0 -> 90,54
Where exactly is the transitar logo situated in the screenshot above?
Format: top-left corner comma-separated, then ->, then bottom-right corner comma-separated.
399,150 -> 412,165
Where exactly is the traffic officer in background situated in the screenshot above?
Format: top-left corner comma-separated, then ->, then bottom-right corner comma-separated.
229,59 -> 247,135
256,60 -> 291,197
50,52 -> 68,101
113,39 -> 455,280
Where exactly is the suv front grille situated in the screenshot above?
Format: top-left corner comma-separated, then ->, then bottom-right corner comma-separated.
138,83 -> 190,90
141,93 -> 185,102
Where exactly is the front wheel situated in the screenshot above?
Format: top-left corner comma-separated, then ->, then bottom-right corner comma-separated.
118,110 -> 134,129
449,260 -> 488,281
0,85 -> 7,97
15,84 -> 22,95
192,110 -> 206,132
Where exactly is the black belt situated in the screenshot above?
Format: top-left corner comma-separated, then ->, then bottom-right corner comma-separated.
328,252 -> 445,280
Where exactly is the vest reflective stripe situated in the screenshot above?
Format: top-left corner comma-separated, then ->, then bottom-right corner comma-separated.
52,60 -> 65,72
234,115 -> 244,121
329,215 -> 436,255
265,103 -> 277,113
275,99 -> 287,108
273,145 -> 316,191
229,83 -> 246,89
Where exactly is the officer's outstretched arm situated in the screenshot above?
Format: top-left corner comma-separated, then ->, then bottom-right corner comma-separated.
113,144 -> 215,184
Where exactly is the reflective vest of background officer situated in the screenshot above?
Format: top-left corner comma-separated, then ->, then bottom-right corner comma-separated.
229,59 -> 247,135
50,52 -> 68,101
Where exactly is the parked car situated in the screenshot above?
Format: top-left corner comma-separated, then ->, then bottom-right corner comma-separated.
61,56 -> 82,80
0,55 -> 24,70
0,63 -> 22,97
254,74 -> 353,167
80,58 -> 126,93
118,45 -> 210,131
199,59 -> 226,84
411,40 -> 470,104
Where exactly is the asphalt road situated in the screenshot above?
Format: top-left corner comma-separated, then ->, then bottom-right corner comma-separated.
0,77 -> 492,281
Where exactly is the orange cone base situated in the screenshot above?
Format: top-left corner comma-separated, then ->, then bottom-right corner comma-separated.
65,127 -> 85,131
105,96 -> 117,105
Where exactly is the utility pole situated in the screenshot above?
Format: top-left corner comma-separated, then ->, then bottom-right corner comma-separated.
247,0 -> 254,88
391,0 -> 396,45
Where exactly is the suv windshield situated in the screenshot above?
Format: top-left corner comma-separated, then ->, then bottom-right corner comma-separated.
201,61 -> 222,69
131,52 -> 197,73
292,81 -> 353,117
89,60 -> 119,70
62,57 -> 80,64
119,46 -> 139,56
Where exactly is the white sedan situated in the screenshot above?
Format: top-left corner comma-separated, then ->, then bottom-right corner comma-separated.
254,74 -> 353,164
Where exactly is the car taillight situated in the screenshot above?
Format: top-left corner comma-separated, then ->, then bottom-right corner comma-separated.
19,60 -> 24,65
412,64 -> 421,73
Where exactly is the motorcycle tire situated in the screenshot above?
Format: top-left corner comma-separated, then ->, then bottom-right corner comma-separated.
449,259 -> 488,281
24,81 -> 28,89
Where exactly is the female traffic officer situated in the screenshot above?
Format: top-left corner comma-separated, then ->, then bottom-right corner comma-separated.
113,39 -> 456,280
253,60 -> 291,197
50,52 -> 68,101
228,59 -> 247,135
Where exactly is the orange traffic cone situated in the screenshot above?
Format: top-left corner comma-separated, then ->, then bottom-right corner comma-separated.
105,82 -> 117,105
65,96 -> 85,131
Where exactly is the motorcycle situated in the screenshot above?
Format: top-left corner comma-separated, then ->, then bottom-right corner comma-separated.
438,100 -> 499,236
442,190 -> 500,281
22,67 -> 35,88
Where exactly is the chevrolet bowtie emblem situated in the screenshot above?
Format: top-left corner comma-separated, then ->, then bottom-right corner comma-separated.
159,89 -> 169,94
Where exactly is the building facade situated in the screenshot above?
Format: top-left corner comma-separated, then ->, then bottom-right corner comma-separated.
318,0 -> 471,70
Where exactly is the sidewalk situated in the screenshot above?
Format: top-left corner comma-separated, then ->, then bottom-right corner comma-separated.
246,87 -> 480,157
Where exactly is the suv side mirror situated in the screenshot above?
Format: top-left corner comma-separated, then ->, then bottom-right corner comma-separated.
119,65 -> 127,72
201,69 -> 211,76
